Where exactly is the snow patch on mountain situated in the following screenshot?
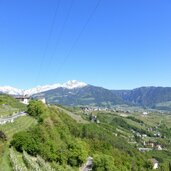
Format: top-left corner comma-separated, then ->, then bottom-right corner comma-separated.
62,80 -> 87,89
0,80 -> 88,96
0,86 -> 23,95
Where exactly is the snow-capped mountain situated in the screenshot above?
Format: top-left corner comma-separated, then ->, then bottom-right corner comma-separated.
25,80 -> 87,95
0,86 -> 23,95
0,80 -> 88,96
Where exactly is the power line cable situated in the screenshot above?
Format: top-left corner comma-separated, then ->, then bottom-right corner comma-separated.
35,0 -> 61,84
46,0 -> 74,74
54,0 -> 102,78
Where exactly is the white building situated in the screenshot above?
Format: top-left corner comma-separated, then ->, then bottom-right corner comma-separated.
156,145 -> 162,151
14,95 -> 30,105
143,112 -> 148,115
149,158 -> 159,169
36,97 -> 46,104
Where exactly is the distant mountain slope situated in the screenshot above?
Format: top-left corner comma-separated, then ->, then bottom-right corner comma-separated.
25,80 -> 87,95
1,81 -> 171,110
112,87 -> 171,109
34,85 -> 123,107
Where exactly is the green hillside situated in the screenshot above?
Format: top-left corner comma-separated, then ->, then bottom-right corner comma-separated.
33,86 -> 171,111
0,95 -> 34,170
9,101 -> 155,171
34,85 -> 123,107
0,116 -> 37,171
0,94 -> 26,117
1,98 -> 171,170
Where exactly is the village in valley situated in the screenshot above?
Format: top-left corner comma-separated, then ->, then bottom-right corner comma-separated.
73,106 -> 171,170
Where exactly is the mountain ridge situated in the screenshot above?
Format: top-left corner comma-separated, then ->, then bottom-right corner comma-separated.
34,84 -> 123,106
0,80 -> 87,95
1,81 -> 171,111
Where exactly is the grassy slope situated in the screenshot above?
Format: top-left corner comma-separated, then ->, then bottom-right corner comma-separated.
0,115 -> 37,140
0,94 -> 26,117
1,100 -> 171,170
0,116 -> 37,170
10,105 -> 154,171
55,106 -> 88,124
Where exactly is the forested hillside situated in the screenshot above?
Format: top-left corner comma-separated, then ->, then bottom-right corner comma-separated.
112,87 -> 171,110
10,101 -> 153,170
33,85 -> 123,107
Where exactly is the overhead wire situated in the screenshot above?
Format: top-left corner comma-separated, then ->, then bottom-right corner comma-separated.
35,0 -> 61,85
54,0 -> 102,78
45,0 -> 74,75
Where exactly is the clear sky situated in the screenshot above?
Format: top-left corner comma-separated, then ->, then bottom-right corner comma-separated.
0,0 -> 171,89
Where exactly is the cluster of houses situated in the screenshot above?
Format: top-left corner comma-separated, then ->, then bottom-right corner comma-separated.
138,144 -> 160,169
139,141 -> 163,151
129,126 -> 163,169
81,106 -> 111,112
132,130 -> 163,152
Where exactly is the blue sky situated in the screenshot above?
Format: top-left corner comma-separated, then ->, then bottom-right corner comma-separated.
0,0 -> 171,89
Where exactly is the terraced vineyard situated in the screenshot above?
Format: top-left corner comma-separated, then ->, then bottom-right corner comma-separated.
0,106 -> 20,117
0,116 -> 37,170
0,94 -> 26,117
0,115 -> 37,140
9,148 -> 55,171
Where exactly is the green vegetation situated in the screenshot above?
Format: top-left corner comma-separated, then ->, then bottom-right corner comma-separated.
0,131 -> 7,141
27,100 -> 47,119
127,116 -> 144,124
1,95 -> 171,170
36,86 -> 171,111
79,108 -> 171,170
0,116 -> 37,140
10,101 -> 154,170
0,94 -> 26,110
0,94 -> 26,117
0,116 -> 37,170
55,105 -> 88,124
11,107 -> 88,169
38,85 -> 123,107
112,87 -> 171,110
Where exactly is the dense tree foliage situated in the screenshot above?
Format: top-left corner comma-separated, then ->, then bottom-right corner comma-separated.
93,154 -> 117,171
112,87 -> 171,109
27,100 -> 47,119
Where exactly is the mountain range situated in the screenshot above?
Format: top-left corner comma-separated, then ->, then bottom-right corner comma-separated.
1,80 -> 171,111
0,80 -> 87,95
